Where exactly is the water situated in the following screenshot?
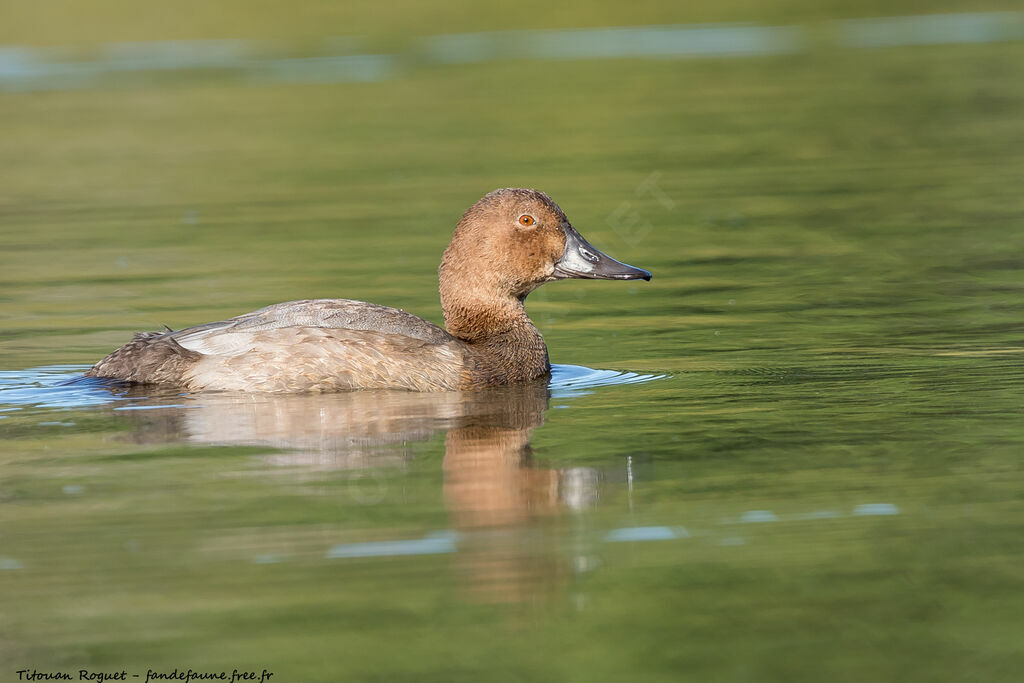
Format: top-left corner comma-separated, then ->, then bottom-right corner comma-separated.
3,9 -> 1024,682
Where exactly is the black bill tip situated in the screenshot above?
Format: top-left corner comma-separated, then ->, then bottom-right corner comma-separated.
553,225 -> 652,282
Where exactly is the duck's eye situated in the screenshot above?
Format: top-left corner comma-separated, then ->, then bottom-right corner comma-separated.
518,215 -> 536,227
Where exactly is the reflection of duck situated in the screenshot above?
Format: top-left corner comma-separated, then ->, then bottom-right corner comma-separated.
111,379 -> 584,603
441,382 -> 555,528
87,188 -> 650,392
113,379 -> 588,514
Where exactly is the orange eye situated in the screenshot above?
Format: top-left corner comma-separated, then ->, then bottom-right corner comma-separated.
519,215 -> 535,226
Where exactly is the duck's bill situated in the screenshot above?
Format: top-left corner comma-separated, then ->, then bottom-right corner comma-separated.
553,225 -> 652,281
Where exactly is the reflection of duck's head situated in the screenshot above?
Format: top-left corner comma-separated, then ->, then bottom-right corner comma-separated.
442,380 -> 562,528
440,188 -> 651,343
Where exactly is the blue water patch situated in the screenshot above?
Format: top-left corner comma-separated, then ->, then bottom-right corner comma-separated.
0,42 -> 397,92
0,557 -> 24,570
719,505 -> 902,524
605,526 -> 688,542
740,510 -> 778,523
549,364 -> 667,398
2,13 -> 1021,92
259,54 -> 395,84
852,503 -> 900,516
312,503 -> 904,560
0,365 -> 120,409
840,12 -> 1024,48
326,531 -> 460,559
422,24 -> 805,64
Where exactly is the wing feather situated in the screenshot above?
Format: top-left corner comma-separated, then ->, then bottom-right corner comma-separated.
173,299 -> 453,356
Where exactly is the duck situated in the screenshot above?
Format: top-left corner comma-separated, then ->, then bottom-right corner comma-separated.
86,188 -> 652,392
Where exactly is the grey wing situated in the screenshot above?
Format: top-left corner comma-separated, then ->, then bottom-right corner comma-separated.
171,299 -> 455,356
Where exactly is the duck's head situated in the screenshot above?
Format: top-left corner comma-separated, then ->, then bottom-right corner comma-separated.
440,189 -> 651,315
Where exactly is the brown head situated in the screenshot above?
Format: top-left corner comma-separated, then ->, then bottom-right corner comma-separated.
439,188 -> 651,342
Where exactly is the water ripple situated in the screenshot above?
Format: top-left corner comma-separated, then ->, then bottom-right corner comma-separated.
549,364 -> 668,398
0,365 -> 118,410
0,363 -> 667,412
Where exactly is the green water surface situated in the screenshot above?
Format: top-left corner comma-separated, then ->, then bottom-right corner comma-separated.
2,5 -> 1024,682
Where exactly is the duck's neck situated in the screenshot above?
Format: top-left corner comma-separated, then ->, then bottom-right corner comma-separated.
442,294 -> 550,383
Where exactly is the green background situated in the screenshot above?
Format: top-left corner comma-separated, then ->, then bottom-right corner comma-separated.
2,1 -> 1023,681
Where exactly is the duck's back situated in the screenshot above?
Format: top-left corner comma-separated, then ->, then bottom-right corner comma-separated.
87,299 -> 468,392
177,299 -> 456,346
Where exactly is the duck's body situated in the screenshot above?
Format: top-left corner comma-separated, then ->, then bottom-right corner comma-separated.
86,189 -> 650,392
87,298 -> 547,391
